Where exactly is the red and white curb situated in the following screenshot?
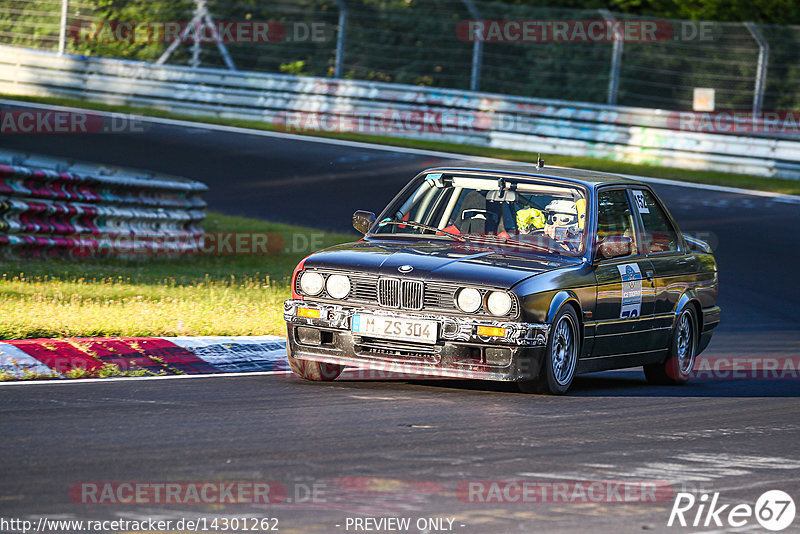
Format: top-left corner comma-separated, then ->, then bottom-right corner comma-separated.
0,336 -> 288,380
8,335 -> 793,384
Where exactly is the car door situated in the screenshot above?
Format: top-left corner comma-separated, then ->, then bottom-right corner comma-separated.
629,187 -> 695,351
590,187 -> 656,358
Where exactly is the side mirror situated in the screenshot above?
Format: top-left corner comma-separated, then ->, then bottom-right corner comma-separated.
353,210 -> 376,234
597,235 -> 633,260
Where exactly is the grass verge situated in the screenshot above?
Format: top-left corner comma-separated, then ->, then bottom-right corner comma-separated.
0,212 -> 354,339
3,93 -> 800,196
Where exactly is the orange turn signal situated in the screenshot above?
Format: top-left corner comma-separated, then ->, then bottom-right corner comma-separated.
297,307 -> 321,319
477,326 -> 506,337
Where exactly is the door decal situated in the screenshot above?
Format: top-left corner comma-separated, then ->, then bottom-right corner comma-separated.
617,263 -> 642,319
632,190 -> 650,213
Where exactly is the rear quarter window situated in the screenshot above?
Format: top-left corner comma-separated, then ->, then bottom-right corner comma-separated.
631,189 -> 679,253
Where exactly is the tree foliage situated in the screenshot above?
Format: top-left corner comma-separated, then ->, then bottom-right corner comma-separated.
3,0 -> 799,110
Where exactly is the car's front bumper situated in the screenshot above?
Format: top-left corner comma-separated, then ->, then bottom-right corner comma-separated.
283,299 -> 550,381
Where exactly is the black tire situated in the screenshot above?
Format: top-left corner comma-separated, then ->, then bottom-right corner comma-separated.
518,305 -> 580,395
644,305 -> 698,385
287,346 -> 343,381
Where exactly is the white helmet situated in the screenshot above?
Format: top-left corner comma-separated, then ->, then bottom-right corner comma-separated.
545,199 -> 577,215
545,199 -> 578,226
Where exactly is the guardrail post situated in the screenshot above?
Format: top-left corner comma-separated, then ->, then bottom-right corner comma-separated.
58,0 -> 69,55
200,0 -> 236,70
333,0 -> 348,78
157,0 -> 236,70
744,22 -> 769,114
190,0 -> 204,68
600,9 -> 623,105
461,0 -> 483,91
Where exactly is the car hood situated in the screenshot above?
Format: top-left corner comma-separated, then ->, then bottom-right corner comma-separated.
303,238 -> 582,289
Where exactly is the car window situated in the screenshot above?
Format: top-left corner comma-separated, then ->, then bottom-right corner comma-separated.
597,189 -> 637,255
631,189 -> 679,253
406,183 -> 452,225
374,174 -> 588,255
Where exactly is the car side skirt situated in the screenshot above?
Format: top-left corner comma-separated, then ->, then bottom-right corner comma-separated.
577,349 -> 667,374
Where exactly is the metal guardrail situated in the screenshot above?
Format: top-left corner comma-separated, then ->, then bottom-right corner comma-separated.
1,45 -> 799,180
0,148 -> 207,257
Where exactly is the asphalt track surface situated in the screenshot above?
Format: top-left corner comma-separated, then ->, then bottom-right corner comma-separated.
2,106 -> 800,533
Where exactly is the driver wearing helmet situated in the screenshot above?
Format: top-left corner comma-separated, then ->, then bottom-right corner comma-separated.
543,198 -> 586,252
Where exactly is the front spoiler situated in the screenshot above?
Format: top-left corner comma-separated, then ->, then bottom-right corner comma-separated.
284,299 -> 550,381
291,350 -> 530,381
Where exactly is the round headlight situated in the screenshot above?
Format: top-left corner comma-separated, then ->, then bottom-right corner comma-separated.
299,271 -> 324,296
486,291 -> 513,316
456,287 -> 482,313
326,274 -> 351,299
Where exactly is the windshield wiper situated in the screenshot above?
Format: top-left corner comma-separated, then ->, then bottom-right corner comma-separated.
377,219 -> 465,242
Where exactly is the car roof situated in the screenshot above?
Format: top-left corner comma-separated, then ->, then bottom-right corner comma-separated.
423,163 -> 646,189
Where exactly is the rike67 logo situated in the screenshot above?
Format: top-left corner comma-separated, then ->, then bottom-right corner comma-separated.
668,490 -> 796,531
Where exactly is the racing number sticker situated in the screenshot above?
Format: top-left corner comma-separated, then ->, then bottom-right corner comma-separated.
632,190 -> 649,213
617,263 -> 642,319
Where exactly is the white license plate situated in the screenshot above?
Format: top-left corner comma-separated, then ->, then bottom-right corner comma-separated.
351,314 -> 437,344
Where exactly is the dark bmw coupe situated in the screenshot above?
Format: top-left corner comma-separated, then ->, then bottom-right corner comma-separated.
284,164 -> 721,394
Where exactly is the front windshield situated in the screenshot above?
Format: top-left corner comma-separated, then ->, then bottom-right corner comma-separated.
373,173 -> 588,255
